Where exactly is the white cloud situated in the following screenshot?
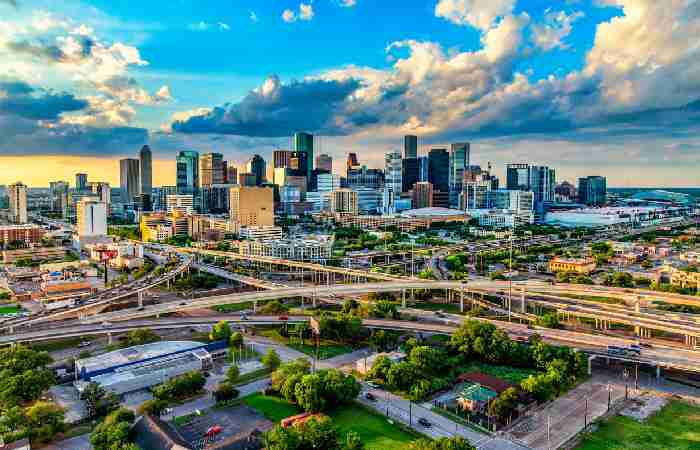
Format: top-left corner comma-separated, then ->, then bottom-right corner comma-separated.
249,11 -> 259,22
282,9 -> 296,22
532,10 -> 584,51
188,21 -> 210,31
218,22 -> 230,31
434,0 -> 516,30
338,0 -> 356,6
283,3 -> 314,23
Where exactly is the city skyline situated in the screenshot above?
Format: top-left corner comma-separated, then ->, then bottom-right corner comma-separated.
1,0 -> 699,186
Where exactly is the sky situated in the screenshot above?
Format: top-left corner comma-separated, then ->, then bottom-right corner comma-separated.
0,0 -> 699,187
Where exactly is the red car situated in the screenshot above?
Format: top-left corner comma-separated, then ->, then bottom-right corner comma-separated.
206,425 -> 222,437
278,315 -> 289,321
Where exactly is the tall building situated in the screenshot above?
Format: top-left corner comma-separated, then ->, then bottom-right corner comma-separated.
238,173 -> 257,187
404,135 -> 418,159
76,198 -> 107,237
506,164 -> 530,191
226,166 -> 238,185
229,186 -> 274,227
412,182 -> 433,209
384,151 -> 402,194
346,153 -> 360,176
428,147 -> 449,193
246,154 -> 266,186
87,182 -> 111,206
506,164 -> 555,204
75,173 -> 88,191
315,153 -> 332,172
200,152 -> 225,187
578,176 -> 607,206
139,145 -> 152,196
166,194 -> 195,214
461,177 -> 492,210
176,150 -> 199,193
293,132 -> 314,182
273,150 -> 293,169
347,166 -> 384,190
555,181 -> 577,202
49,181 -> 69,214
119,158 -> 140,203
330,189 -> 358,215
418,156 -> 429,182
489,189 -> 534,213
8,182 -> 27,224
448,143 -> 470,208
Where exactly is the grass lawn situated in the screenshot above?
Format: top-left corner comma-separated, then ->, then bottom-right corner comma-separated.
243,394 -> 418,450
556,293 -> 627,305
577,400 -> 700,450
31,336 -> 90,353
235,368 -> 271,386
213,302 -> 253,313
261,329 -> 355,360
456,362 -> 539,385
411,301 -> 462,314
0,305 -> 22,314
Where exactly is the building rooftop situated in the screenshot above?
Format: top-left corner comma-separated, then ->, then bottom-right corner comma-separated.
400,207 -> 468,218
76,340 -> 204,374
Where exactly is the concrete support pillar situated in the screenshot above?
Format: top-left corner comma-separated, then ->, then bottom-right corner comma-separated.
521,286 -> 526,314
107,332 -> 113,345
9,326 -> 13,334
460,288 -> 464,313
253,300 -> 258,313
312,292 -> 317,308
410,289 -> 415,302
588,355 -> 595,375
656,365 -> 661,380
402,289 -> 406,308
138,291 -> 144,308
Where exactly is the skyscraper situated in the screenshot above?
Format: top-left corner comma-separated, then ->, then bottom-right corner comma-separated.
119,158 -> 140,203
428,148 -> 449,193
449,143 -> 470,208
293,132 -> 314,182
176,150 -> 199,193
246,154 -> 266,186
506,164 -> 556,204
404,135 -> 418,159
200,152 -> 225,186
229,186 -> 274,227
139,145 -> 152,196
315,153 -> 332,172
346,153 -> 360,176
578,176 -> 607,206
412,182 -> 433,209
273,150 -> 293,169
49,181 -> 69,214
384,151 -> 402,194
75,173 -> 88,191
8,182 -> 27,224
226,166 -> 238,185
506,164 -> 531,191
76,197 -> 107,238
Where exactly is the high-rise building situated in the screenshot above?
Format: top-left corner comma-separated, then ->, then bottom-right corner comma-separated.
87,182 -> 111,206
119,158 -> 140,203
384,151 -> 402,194
139,145 -> 152,196
200,152 -> 225,187
506,164 -> 530,191
246,154 -> 266,186
166,194 -> 195,214
555,181 -> 577,202
347,167 -> 384,190
315,153 -> 332,172
461,177 -> 492,210
404,135 -> 418,159
489,189 -> 534,213
330,189 -> 358,215
428,147 -> 449,193
346,153 -> 360,176
418,156 -> 429,182
226,166 -> 238,185
578,176 -> 607,206
75,173 -> 88,191
273,150 -> 293,169
8,182 -> 27,224
176,150 -> 199,193
293,132 -> 314,182
238,173 -> 257,187
412,182 -> 433,209
506,164 -> 555,204
76,197 -> 107,237
449,143 -> 470,208
49,181 -> 69,214
229,186 -> 274,227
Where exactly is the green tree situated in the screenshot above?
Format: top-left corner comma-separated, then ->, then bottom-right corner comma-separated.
213,382 -> 239,403
138,399 -> 168,416
210,320 -> 233,342
91,408 -> 136,450
408,437 -> 475,450
488,387 -> 519,422
81,382 -> 118,419
225,365 -> 240,384
535,312 -> 561,329
122,328 -> 160,347
262,348 -> 282,372
25,401 -> 65,442
229,332 -> 244,349
367,355 -> 392,382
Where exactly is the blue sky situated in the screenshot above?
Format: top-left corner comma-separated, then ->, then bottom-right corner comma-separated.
0,0 -> 699,186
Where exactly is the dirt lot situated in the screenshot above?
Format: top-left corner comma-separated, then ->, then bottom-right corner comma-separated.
506,379 -> 627,450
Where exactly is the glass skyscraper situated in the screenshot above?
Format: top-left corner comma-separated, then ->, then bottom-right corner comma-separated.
293,132 -> 314,183
176,150 -> 199,193
448,142 -> 470,208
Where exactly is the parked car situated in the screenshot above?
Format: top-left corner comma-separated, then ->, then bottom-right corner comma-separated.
418,418 -> 432,428
365,392 -> 376,401
278,315 -> 289,321
366,381 -> 379,389
78,341 -> 91,348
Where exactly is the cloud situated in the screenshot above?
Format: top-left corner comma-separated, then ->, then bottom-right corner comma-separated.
188,21 -> 210,31
283,3 -> 314,22
435,0 -> 516,30
217,22 -> 230,31
0,79 -> 88,120
249,11 -> 259,22
172,74 -> 361,137
338,0 -> 356,6
532,10 -> 584,51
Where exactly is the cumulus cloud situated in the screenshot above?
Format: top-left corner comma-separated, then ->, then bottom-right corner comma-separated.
283,3 -> 314,22
188,21 -> 210,31
282,9 -> 296,22
435,0 -> 515,30
172,74 -> 361,137
532,10 -> 584,51
338,0 -> 356,6
218,22 -> 230,31
249,11 -> 259,22
0,79 -> 87,120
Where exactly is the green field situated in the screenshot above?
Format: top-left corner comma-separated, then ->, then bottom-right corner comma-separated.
0,305 -> 22,314
260,329 -> 354,360
456,362 -> 539,385
556,293 -> 627,305
213,302 -> 253,313
243,394 -> 418,450
410,302 -> 462,314
577,400 -> 700,450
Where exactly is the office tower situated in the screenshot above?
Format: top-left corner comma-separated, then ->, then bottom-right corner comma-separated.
506,164 -> 555,204
347,166 -> 384,190
229,186 -> 274,227
166,194 -> 195,214
315,153 -> 332,172
461,176 -> 492,210
354,187 -> 381,214
154,186 -> 178,211
239,173 -> 257,187
402,159 -> 419,194
317,173 -> 342,192
139,145 -> 152,196
404,135 -> 418,159
449,143 -> 470,208
428,147 -> 449,193
49,181 -> 69,213
330,189 -> 358,215
8,182 -> 27,224
273,150 -> 293,169
87,182 -> 111,205
176,150 -> 199,193
201,152 -> 225,187
412,182 -> 433,209
384,151 -> 402,194
555,181 -> 577,202
75,173 -> 88,191
226,166 -> 238,185
346,153 -> 360,176
489,189 -> 534,213
293,132 -> 314,182
309,168 -> 329,192
246,154 -> 266,186
578,176 -> 607,206
76,197 -> 107,237
418,156 -> 429,182
119,158 -> 140,203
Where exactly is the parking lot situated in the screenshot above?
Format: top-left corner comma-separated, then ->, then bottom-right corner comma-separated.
174,404 -> 273,449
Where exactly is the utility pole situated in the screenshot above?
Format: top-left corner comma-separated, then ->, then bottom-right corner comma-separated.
547,414 -> 551,450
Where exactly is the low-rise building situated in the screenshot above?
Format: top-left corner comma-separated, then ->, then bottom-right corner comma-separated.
548,257 -> 597,274
2,246 -> 68,264
665,266 -> 700,290
140,211 -> 189,241
680,251 -> 700,264
87,242 -> 144,269
0,224 -> 45,247
239,225 -> 284,240
39,279 -> 93,309
239,238 -> 332,262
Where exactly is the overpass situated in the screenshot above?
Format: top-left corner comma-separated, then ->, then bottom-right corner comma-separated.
192,262 -> 286,289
